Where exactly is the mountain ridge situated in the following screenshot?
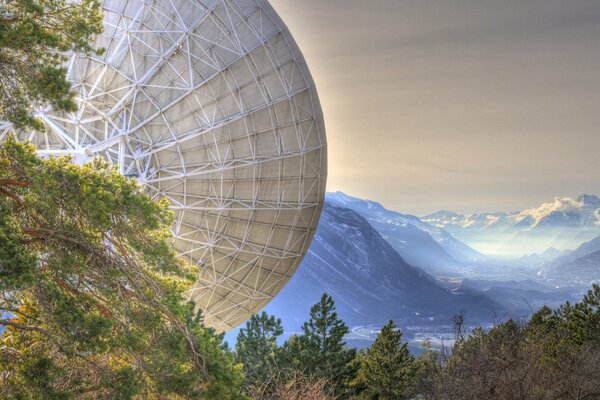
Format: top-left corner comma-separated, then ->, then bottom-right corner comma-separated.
262,203 -> 505,332
326,192 -> 482,274
422,194 -> 600,256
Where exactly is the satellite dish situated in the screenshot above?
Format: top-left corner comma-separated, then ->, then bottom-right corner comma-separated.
0,0 -> 327,331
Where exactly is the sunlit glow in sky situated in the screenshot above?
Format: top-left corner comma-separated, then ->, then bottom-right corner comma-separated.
270,0 -> 600,215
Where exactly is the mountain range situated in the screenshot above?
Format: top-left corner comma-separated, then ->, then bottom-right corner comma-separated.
225,193 -> 600,347
542,234 -> 600,284
260,193 -> 600,333
327,192 -> 482,275
423,194 -> 600,257
261,203 -> 504,334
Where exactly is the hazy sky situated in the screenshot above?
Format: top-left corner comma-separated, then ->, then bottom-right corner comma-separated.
269,0 -> 600,215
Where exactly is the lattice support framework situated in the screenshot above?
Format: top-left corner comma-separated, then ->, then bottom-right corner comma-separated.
0,0 -> 327,331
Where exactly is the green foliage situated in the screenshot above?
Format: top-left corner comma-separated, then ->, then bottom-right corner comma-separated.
352,320 -> 416,399
419,285 -> 600,400
0,0 -> 103,129
233,286 -> 600,399
0,139 -> 244,399
236,312 -> 284,394
281,293 -> 356,397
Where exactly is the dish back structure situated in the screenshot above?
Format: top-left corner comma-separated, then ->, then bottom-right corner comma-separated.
0,0 -> 327,331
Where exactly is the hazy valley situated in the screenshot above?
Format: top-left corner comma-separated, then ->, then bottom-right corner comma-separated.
228,192 -> 600,353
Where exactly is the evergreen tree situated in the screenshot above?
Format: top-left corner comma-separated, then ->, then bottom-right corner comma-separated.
0,0 -> 103,129
418,285 -> 600,399
280,333 -> 310,373
0,139 -> 245,399
353,320 -> 416,399
236,311 -> 284,393
282,293 -> 356,396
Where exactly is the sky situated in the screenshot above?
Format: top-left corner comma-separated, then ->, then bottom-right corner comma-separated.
269,0 -> 600,216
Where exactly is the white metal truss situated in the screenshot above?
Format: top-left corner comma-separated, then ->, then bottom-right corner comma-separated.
0,0 -> 327,331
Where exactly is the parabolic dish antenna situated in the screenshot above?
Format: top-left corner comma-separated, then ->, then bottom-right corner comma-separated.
0,0 -> 327,331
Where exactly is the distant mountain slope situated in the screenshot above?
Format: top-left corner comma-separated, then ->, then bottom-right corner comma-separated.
262,204 -> 504,332
543,235 -> 600,283
458,279 -> 579,314
516,247 -> 566,268
545,251 -> 600,284
326,192 -> 482,274
550,235 -> 600,266
423,194 -> 600,256
540,247 -> 564,260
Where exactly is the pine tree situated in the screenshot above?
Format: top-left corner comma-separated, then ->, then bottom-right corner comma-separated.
353,320 -> 416,399
0,139 -> 245,399
236,311 -> 284,393
0,0 -> 103,129
282,293 -> 356,396
419,287 -> 600,399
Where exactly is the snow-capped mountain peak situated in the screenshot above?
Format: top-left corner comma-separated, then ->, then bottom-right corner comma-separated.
326,192 -> 483,271
327,191 -> 359,205
519,195 -> 597,228
327,191 -> 386,212
422,194 -> 600,256
577,194 -> 600,206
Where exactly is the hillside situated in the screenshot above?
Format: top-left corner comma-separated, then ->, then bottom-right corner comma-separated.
327,192 -> 482,275
263,204 -> 504,332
